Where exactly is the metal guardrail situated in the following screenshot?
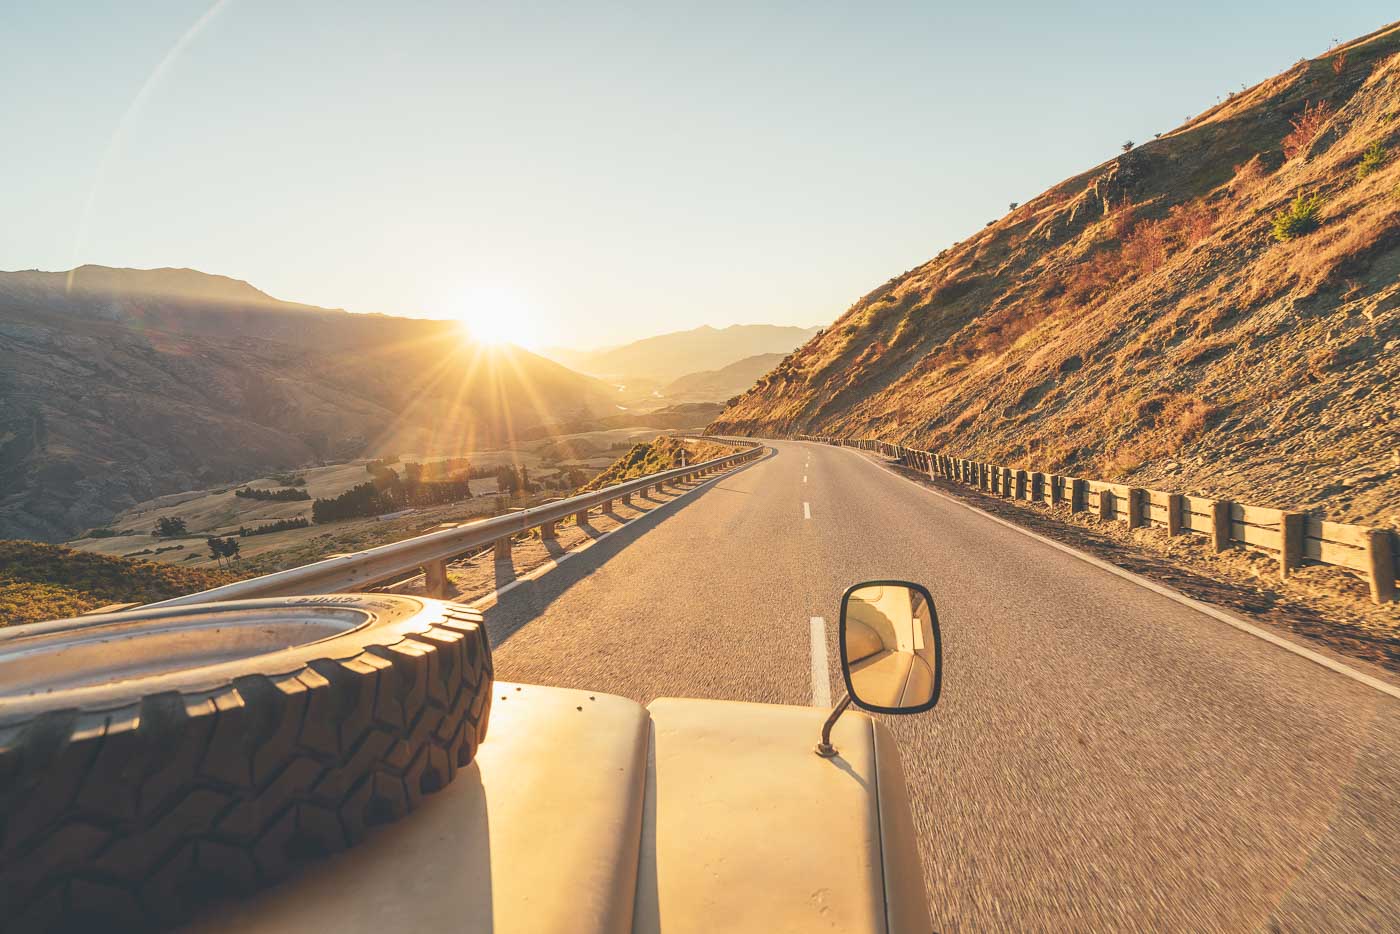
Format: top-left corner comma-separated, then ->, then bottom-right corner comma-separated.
146,438 -> 764,608
799,433 -> 1397,605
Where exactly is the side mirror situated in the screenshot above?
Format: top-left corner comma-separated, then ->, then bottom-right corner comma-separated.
839,580 -> 941,715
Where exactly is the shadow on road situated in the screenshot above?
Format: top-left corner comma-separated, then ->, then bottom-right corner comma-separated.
482,448 -> 775,648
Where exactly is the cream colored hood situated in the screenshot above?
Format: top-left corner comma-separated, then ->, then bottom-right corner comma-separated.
183,684 -> 928,934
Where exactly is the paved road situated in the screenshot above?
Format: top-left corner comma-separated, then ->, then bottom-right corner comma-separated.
484,440 -> 1400,932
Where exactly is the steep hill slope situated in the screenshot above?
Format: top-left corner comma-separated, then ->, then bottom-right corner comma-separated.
714,24 -> 1400,525
547,323 -> 819,383
662,352 -> 786,402
0,266 -> 617,540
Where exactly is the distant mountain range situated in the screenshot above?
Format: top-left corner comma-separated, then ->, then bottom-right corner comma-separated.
661,353 -> 787,403
0,265 -> 618,541
544,323 -> 819,385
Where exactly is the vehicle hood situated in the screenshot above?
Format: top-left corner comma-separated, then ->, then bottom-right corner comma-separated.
182,684 -> 926,934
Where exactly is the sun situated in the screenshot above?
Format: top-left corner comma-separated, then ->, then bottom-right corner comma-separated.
446,285 -> 540,349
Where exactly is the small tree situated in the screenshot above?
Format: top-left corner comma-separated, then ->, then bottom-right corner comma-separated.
155,516 -> 188,538
1272,192 -> 1324,241
1121,140 -> 1134,153
1357,141 -> 1387,180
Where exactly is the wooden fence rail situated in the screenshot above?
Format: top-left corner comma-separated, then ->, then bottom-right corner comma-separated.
799,435 -> 1397,605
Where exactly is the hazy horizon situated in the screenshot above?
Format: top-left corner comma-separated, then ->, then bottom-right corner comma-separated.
4,2 -> 1393,348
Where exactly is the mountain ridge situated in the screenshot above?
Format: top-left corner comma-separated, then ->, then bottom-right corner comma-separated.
543,322 -> 819,383
713,23 -> 1400,525
0,266 -> 617,541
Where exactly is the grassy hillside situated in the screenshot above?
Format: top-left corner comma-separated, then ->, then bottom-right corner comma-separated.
714,24 -> 1400,525
582,436 -> 732,491
0,541 -> 233,627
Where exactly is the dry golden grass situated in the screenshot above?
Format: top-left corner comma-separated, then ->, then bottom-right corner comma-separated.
715,23 -> 1400,524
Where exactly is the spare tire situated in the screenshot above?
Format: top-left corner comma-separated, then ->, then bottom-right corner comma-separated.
0,594 -> 492,933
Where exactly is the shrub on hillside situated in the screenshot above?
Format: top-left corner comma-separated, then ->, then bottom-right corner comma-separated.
1121,219 -> 1171,274
1356,141 -> 1387,179
1272,193 -> 1324,241
1282,100 -> 1333,160
0,541 -> 233,627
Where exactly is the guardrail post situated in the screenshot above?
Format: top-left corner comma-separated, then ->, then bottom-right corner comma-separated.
1096,487 -> 1112,521
1365,530 -> 1396,603
1015,469 -> 1029,501
494,537 -> 512,561
1071,479 -> 1086,512
422,559 -> 451,597
604,498 -> 614,512
1210,501 -> 1231,552
540,520 -> 557,540
1166,494 -> 1183,535
1049,475 -> 1063,505
1032,472 -> 1045,503
1280,512 -> 1304,580
422,559 -> 451,598
1126,488 -> 1146,529
575,509 -> 589,526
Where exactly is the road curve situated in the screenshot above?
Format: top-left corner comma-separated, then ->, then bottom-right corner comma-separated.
484,440 -> 1400,932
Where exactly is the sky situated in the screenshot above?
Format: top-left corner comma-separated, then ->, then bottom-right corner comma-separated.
1,3 -> 1393,350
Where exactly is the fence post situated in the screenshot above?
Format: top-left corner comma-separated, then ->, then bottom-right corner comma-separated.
1126,488 -> 1146,529
1210,501 -> 1231,551
423,559 -> 451,598
1166,494 -> 1183,536
1278,512 -> 1304,579
1096,487 -> 1112,521
1364,529 -> 1396,603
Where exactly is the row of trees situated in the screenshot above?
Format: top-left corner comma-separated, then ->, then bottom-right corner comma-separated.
235,486 -> 311,501
238,516 -> 310,537
312,467 -> 478,523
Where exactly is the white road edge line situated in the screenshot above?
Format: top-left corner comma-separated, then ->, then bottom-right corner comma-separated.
823,443 -> 1400,701
803,501 -> 812,520
810,617 -> 831,707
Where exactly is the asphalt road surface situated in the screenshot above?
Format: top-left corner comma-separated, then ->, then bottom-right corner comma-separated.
485,440 -> 1400,932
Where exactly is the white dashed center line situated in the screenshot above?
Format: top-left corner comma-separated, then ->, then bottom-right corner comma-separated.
803,502 -> 811,520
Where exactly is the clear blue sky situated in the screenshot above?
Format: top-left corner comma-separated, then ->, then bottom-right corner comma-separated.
2,3 -> 1392,349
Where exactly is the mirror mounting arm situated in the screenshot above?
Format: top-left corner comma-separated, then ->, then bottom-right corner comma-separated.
814,693 -> 852,758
